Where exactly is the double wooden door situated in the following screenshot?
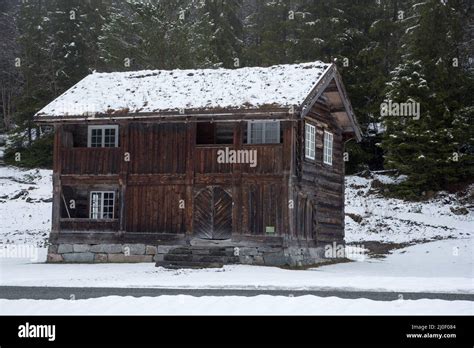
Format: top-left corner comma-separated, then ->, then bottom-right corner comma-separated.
193,186 -> 232,239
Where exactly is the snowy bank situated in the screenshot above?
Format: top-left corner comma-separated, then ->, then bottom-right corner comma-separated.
1,238 -> 472,293
1,295 -> 472,315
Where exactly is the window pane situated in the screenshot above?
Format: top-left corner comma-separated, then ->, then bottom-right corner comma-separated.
102,192 -> 114,219
248,121 -> 280,144
264,122 -> 279,144
104,129 -> 116,147
90,129 -> 102,147
89,126 -> 118,148
90,191 -> 114,219
250,122 -> 263,144
305,123 -> 315,159
324,132 -> 333,165
90,192 -> 102,219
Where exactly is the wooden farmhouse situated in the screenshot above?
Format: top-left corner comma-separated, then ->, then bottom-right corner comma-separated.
35,61 -> 361,267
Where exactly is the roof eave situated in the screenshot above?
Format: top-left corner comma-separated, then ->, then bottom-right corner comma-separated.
300,64 -> 362,142
33,106 -> 294,124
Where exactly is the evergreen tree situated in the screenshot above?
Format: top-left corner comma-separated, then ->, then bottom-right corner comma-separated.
99,0 -> 195,71
45,0 -> 109,92
0,0 -> 21,131
382,0 -> 474,197
198,0 -> 243,68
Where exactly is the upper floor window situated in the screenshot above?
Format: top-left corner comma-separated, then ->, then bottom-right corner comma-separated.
90,191 -> 115,219
196,122 -> 234,145
87,125 -> 119,148
323,131 -> 333,165
305,122 -> 316,160
247,121 -> 280,144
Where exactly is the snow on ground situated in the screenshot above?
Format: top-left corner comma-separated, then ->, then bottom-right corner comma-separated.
0,166 -> 52,247
1,295 -> 472,315
1,238 -> 472,293
345,173 -> 473,244
1,166 -> 471,248
0,166 -> 472,296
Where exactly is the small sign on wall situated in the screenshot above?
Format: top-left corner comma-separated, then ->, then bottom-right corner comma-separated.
265,226 -> 275,234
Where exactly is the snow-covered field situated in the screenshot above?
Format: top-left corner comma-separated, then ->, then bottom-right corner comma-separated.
2,295 -> 472,315
1,166 -> 471,248
345,172 -> 472,244
0,166 -> 52,247
0,237 -> 472,293
0,166 -> 472,314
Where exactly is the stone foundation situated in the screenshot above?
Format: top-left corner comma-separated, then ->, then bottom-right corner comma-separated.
48,242 -> 327,267
154,244 -> 327,267
47,243 -> 157,263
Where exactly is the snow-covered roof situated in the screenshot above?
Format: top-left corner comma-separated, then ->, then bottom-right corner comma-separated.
35,61 -> 332,118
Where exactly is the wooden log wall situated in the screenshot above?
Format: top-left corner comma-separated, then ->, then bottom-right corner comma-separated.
128,123 -> 187,174
55,116 -> 349,243
61,148 -> 121,175
295,100 -> 345,244
125,185 -> 186,233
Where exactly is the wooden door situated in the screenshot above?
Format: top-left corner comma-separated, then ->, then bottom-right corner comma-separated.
194,186 -> 232,239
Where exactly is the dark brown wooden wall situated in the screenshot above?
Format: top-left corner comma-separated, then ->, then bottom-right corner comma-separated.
54,115 -> 345,243
128,123 -> 187,174
125,185 -> 186,233
242,182 -> 283,235
294,101 -> 345,244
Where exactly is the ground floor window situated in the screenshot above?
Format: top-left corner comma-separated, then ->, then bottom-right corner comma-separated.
90,191 -> 115,219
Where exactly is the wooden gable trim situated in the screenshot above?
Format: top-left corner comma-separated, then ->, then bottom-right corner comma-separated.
332,69 -> 362,141
300,65 -> 361,142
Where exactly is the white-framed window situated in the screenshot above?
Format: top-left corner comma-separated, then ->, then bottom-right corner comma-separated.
87,125 -> 119,148
305,122 -> 316,160
323,131 -> 333,165
247,121 -> 280,144
90,191 -> 115,219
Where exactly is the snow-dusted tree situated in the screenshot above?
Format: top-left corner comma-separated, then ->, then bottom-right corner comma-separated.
382,0 -> 474,197
195,0 -> 243,68
243,0 -> 294,66
0,0 -> 21,131
99,0 -> 195,71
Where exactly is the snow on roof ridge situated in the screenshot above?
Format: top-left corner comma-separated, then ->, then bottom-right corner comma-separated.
36,61 -> 332,118
90,60 -> 329,76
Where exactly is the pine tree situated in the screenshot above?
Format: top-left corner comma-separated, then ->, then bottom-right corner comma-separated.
45,0 -> 109,92
243,0 -> 293,66
15,0 -> 51,143
0,0 -> 21,131
382,0 -> 474,197
99,0 -> 194,71
197,0 -> 243,68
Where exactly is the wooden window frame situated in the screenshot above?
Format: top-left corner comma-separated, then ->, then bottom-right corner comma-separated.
305,122 -> 316,160
87,125 -> 119,148
247,120 -> 281,144
323,130 -> 333,165
89,191 -> 115,220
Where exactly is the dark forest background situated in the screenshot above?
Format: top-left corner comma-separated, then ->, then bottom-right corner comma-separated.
0,0 -> 472,198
